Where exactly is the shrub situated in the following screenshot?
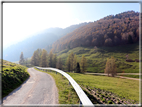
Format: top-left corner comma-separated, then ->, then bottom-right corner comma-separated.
126,59 -> 135,62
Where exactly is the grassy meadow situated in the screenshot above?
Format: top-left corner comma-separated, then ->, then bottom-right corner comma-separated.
57,42 -> 140,73
68,73 -> 139,104
35,68 -> 139,104
1,60 -> 30,98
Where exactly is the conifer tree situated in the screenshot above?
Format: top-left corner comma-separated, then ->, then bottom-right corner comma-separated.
52,53 -> 57,68
56,57 -> 62,70
76,62 -> 81,73
66,56 -> 71,72
80,55 -> 87,73
73,54 -> 77,71
49,50 -> 53,67
19,52 -> 24,65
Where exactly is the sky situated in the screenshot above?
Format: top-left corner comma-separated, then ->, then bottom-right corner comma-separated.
3,3 -> 140,49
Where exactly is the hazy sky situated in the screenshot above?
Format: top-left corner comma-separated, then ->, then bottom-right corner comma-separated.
3,3 -> 140,49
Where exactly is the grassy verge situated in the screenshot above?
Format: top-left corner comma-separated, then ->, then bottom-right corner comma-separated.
34,68 -> 79,104
68,72 -> 139,104
2,60 -> 30,98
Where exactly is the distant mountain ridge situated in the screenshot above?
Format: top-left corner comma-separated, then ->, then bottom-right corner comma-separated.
3,22 -> 89,62
52,11 -> 140,52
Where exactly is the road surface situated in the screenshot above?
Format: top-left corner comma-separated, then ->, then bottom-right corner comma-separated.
3,67 -> 58,105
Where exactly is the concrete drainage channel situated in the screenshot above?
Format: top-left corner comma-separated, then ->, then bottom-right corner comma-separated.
35,66 -> 94,107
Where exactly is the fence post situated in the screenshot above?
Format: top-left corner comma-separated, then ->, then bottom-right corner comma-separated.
79,100 -> 82,107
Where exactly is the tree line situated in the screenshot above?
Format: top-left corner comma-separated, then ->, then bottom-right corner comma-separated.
19,49 -> 88,73
19,50 -> 117,76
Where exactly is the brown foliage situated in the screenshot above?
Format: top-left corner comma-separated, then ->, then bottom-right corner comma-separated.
52,11 -> 139,52
104,57 -> 117,77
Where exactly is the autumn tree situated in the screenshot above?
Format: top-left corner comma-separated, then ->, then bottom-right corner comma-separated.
40,49 -> 49,67
80,55 -> 87,73
104,56 -> 117,77
70,52 -> 74,71
31,50 -> 40,66
49,50 -> 53,67
66,56 -> 71,72
56,57 -> 62,70
66,52 -> 77,72
52,53 -> 57,68
19,52 -> 24,65
73,54 -> 77,71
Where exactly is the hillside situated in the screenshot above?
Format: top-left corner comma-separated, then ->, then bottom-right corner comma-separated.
57,42 -> 140,73
1,60 -> 29,98
52,11 -> 140,52
3,22 -> 89,62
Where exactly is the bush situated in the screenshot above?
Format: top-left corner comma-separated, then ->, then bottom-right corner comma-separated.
135,59 -> 140,62
2,63 -> 29,98
126,59 -> 135,62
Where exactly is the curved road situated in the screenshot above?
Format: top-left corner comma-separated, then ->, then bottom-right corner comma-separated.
3,68 -> 58,105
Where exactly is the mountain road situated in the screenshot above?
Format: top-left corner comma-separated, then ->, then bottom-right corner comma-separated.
3,67 -> 58,105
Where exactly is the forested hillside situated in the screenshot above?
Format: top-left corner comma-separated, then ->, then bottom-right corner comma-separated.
52,11 -> 140,52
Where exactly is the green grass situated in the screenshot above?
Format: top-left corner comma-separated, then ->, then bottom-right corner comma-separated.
67,72 -> 139,104
2,60 -> 30,98
35,67 -> 139,104
57,42 -> 140,73
119,75 -> 140,78
34,68 -> 79,104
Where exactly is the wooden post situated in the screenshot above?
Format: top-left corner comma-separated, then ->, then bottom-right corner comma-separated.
79,100 -> 82,107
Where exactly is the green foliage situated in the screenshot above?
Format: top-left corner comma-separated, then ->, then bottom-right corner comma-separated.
2,60 -> 29,98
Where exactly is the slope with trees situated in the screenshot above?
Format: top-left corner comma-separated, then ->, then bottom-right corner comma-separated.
52,11 -> 140,52
56,41 -> 139,73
